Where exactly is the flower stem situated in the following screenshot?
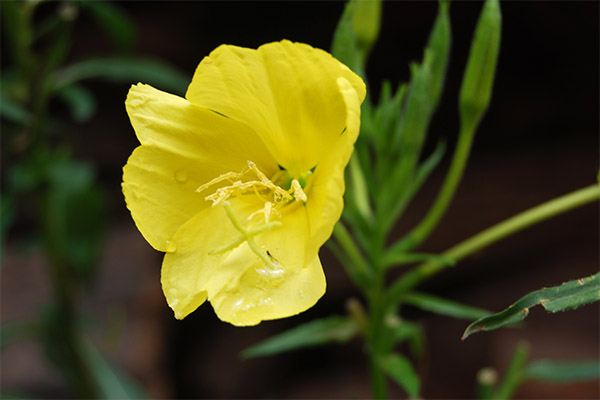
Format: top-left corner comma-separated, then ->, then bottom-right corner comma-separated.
388,184 -> 600,301
333,222 -> 371,278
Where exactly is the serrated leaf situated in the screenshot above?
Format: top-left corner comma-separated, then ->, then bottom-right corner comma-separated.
241,316 -> 358,359
463,272 -> 600,339
53,57 -> 189,95
380,353 -> 420,397
524,360 -> 600,383
403,292 -> 491,320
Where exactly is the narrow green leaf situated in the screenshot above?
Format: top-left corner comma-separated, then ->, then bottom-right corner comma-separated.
525,360 -> 600,383
81,338 -> 146,399
0,90 -> 31,125
403,292 -> 492,320
463,272 -> 600,339
383,249 -> 454,270
53,57 -> 189,95
494,342 -> 529,400
43,157 -> 105,280
56,84 -> 97,122
390,319 -> 425,358
79,1 -> 135,51
348,153 -> 374,223
241,316 -> 358,359
380,353 -> 420,397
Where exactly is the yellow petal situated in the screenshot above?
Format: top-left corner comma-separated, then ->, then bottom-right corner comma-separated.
304,76 -> 364,259
161,198 -> 325,325
185,40 -> 366,174
123,83 -> 276,251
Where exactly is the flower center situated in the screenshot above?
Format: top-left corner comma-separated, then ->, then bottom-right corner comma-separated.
196,160 -> 313,270
196,160 -> 311,223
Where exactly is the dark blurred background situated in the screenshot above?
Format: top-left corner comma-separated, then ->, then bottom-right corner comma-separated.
1,1 -> 598,398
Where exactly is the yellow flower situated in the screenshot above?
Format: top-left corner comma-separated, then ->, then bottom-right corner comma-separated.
122,40 -> 365,326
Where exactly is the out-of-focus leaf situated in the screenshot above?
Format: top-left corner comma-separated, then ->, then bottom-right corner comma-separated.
383,249 -> 453,270
525,360 -> 600,383
0,91 -> 31,125
53,57 -> 189,95
42,157 -> 105,280
380,353 -> 420,397
463,272 -> 600,339
494,342 -> 529,400
403,292 -> 492,320
241,316 -> 358,359
390,319 -> 425,358
331,0 -> 362,77
79,1 -> 135,51
0,320 -> 41,348
81,338 -> 146,399
57,84 -> 97,122
348,153 -> 373,223
384,140 -> 447,227
1,192 -> 16,263
0,391 -> 32,399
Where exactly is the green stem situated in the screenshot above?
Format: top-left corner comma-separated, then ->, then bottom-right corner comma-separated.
388,184 -> 600,301
395,121 -> 477,252
333,221 -> 371,278
367,277 -> 389,399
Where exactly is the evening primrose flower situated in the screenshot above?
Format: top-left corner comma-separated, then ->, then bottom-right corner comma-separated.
122,40 -> 365,326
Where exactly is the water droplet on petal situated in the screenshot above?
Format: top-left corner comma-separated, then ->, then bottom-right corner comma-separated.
165,241 -> 177,253
174,169 -> 189,183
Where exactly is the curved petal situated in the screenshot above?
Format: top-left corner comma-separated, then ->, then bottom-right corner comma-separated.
185,40 -> 366,174
161,198 -> 324,325
304,76 -> 363,259
123,83 -> 277,251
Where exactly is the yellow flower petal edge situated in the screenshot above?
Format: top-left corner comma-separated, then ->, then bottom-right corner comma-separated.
122,40 -> 365,325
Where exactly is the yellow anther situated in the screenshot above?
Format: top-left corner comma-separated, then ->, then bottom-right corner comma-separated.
291,179 -> 307,202
248,201 -> 281,224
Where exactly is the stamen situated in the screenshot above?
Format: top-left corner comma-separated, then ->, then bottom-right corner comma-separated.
248,201 -> 281,224
291,179 -> 307,202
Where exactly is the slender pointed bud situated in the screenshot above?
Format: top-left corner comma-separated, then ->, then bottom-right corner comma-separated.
459,0 -> 502,132
426,0 -> 451,111
352,0 -> 382,54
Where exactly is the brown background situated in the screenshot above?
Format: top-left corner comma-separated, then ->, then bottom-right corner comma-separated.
2,1 -> 598,398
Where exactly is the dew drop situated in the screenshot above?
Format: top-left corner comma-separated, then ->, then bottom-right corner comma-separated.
165,241 -> 177,253
174,169 -> 189,183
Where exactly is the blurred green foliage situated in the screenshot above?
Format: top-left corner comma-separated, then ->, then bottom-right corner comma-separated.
1,0 -> 187,397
